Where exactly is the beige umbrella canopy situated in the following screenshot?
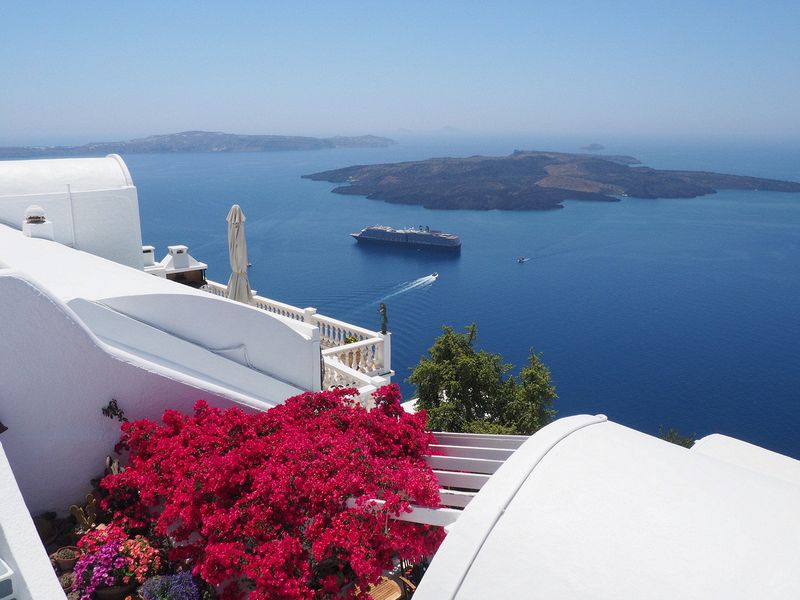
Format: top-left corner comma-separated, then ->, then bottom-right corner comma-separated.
226,204 -> 253,303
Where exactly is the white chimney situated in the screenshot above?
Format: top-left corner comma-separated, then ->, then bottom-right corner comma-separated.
142,245 -> 156,267
21,205 -> 55,241
166,245 -> 190,269
159,244 -> 208,287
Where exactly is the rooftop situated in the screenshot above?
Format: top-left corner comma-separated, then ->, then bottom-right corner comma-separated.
414,415 -> 800,599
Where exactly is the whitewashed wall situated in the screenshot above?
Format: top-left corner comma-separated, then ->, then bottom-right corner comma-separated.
104,293 -> 321,392
0,155 -> 143,269
0,271 -> 290,516
0,443 -> 66,600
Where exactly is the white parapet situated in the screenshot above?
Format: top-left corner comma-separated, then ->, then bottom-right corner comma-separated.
0,442 -> 65,599
203,279 -> 394,389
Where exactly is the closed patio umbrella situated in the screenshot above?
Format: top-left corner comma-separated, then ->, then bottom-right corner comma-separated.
226,204 -> 253,303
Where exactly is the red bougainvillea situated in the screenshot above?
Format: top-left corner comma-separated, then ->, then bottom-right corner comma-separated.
101,385 -> 445,599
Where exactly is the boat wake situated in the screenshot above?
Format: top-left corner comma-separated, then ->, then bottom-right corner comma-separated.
378,273 -> 438,302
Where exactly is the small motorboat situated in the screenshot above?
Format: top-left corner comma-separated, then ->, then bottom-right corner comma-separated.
517,256 -> 530,263
432,272 -> 439,278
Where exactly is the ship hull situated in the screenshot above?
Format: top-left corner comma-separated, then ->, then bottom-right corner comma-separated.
351,233 -> 461,251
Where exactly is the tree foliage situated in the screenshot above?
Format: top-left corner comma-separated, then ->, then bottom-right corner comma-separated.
658,426 -> 695,448
409,324 -> 556,435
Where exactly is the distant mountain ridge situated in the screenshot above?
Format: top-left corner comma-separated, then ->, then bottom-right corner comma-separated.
0,131 -> 396,158
304,150 -> 800,210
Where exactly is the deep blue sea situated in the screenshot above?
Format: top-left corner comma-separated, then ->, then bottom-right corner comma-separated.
126,135 -> 800,458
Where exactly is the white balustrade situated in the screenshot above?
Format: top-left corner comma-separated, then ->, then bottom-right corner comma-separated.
203,279 -> 391,387
322,358 -> 382,405
250,296 -> 309,322
201,281 -> 228,297
203,280 -> 310,322
313,314 -> 378,348
322,337 -> 383,376
322,358 -> 370,390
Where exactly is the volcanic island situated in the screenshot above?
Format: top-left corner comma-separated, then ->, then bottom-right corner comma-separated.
303,150 -> 800,210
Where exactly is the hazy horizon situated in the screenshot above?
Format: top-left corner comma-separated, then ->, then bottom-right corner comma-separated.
2,1 -> 799,146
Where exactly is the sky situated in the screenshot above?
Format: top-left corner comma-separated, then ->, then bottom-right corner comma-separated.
1,0 -> 799,144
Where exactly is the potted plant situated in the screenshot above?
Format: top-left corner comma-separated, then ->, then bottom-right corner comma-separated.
73,526 -> 161,600
59,571 -> 74,592
53,545 -> 81,571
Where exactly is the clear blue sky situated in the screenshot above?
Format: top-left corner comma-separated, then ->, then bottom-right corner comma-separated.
1,0 -> 798,144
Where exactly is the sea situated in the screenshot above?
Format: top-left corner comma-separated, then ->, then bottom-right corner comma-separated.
126,135 -> 800,459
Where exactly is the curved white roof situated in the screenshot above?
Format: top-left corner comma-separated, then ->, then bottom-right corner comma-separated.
0,154 -> 132,196
416,415 -> 800,599
0,223 -> 320,396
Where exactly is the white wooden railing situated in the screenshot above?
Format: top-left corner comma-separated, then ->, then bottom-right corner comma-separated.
345,432 -> 531,526
202,280 -> 392,391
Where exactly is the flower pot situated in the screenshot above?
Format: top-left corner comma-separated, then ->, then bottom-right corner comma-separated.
53,545 -> 81,571
59,573 -> 74,591
93,583 -> 136,600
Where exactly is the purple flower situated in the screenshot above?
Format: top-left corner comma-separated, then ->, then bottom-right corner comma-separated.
72,541 -> 129,599
139,572 -> 200,600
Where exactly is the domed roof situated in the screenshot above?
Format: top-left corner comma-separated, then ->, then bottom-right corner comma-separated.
0,154 -> 133,196
415,415 -> 800,599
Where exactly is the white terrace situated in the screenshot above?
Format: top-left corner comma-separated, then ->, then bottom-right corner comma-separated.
0,154 -> 392,404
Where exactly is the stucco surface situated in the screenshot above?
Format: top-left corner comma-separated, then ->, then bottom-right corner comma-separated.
0,443 -> 66,599
0,155 -> 143,268
416,417 -> 800,599
0,271 -> 304,514
0,224 -> 320,390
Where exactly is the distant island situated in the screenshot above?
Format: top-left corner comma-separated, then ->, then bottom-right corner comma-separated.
580,143 -> 605,151
0,131 -> 396,159
303,150 -> 800,210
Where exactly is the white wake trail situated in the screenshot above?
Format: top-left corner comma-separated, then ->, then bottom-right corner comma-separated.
379,273 -> 438,302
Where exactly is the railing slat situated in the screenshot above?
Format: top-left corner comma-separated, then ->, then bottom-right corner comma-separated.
432,432 -> 529,449
429,444 -> 516,460
432,470 -> 491,491
346,498 -> 461,527
425,455 -> 504,474
439,489 -> 476,508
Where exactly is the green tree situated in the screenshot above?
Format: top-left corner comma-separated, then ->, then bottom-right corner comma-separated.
409,324 -> 556,435
658,426 -> 695,448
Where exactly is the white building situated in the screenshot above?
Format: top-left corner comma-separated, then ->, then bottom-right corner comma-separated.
0,155 -> 143,268
0,155 -> 391,599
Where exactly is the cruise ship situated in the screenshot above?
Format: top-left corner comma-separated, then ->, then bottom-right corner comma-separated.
351,225 -> 461,251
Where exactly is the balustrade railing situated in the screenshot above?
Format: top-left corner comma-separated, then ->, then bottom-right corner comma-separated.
202,281 -> 309,322
250,296 -> 309,322
202,280 -> 392,385
202,281 -> 227,298
314,314 -> 378,348
322,358 -> 383,408
321,337 -> 384,376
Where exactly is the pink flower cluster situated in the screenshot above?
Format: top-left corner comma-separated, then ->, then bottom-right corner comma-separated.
72,525 -> 161,599
101,385 -> 445,599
